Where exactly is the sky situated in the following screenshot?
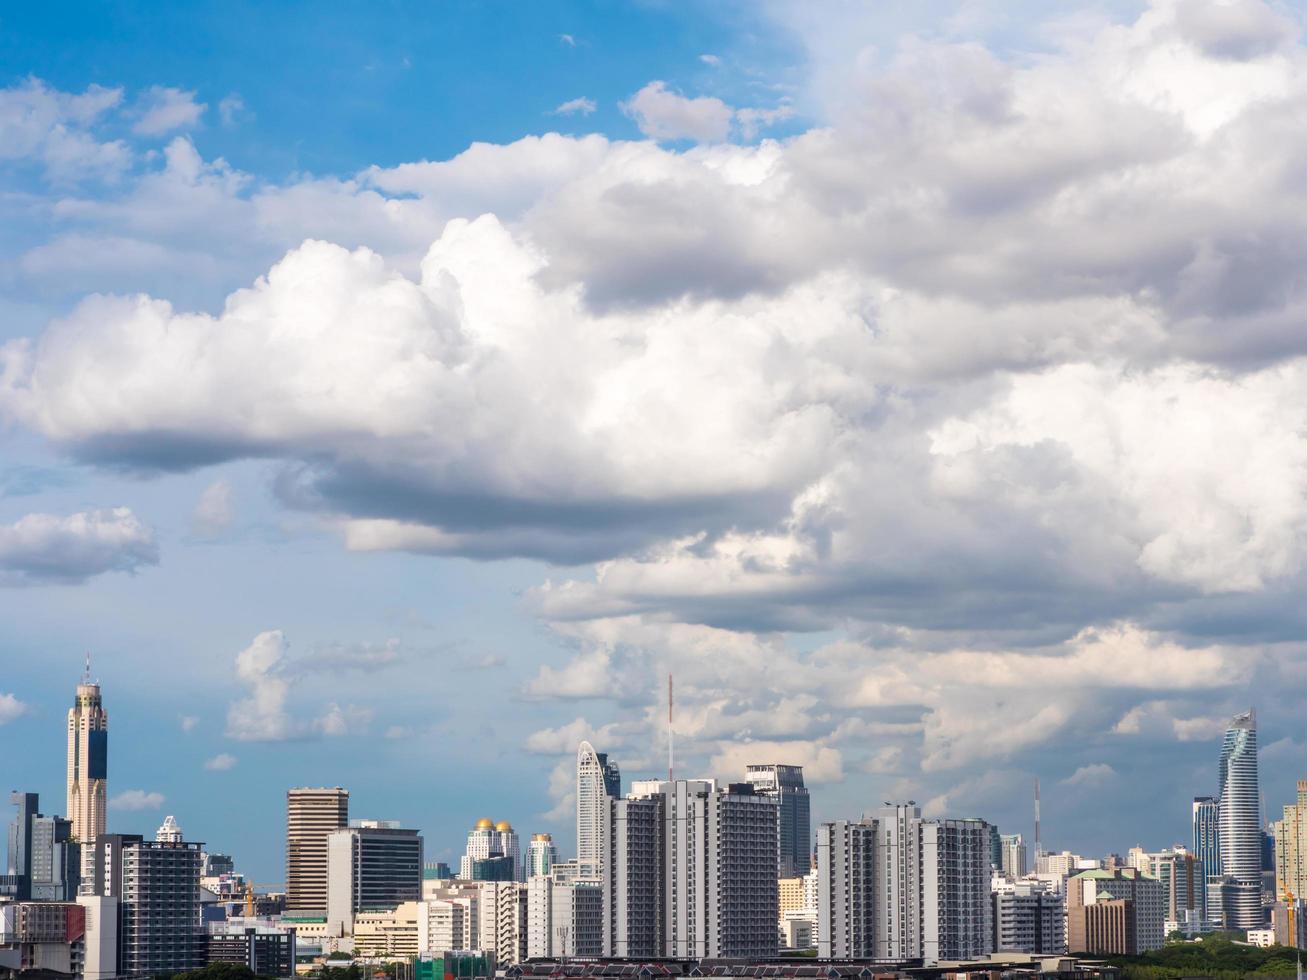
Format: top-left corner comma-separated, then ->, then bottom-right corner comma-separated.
3,0 -> 1307,883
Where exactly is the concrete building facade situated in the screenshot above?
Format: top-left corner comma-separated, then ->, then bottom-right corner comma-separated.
286,787 -> 349,914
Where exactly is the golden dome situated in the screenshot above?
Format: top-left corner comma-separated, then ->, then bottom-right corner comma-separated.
532,833 -> 551,842
475,818 -> 494,830
495,820 -> 513,832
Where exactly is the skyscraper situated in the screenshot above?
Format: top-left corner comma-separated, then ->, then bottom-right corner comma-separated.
156,815 -> 183,843
459,819 -> 500,880
576,741 -> 620,878
526,833 -> 558,878
286,787 -> 349,914
1217,710 -> 1263,928
1274,781 -> 1307,902
66,665 -> 108,850
1193,797 -> 1221,878
6,792 -> 79,902
1000,833 -> 1029,878
326,820 -> 423,935
746,764 -> 812,877
816,818 -> 877,958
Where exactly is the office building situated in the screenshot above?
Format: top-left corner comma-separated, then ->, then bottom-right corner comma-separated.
203,852 -> 235,877
991,877 -> 1065,953
1217,710 -> 1263,928
326,820 -> 423,935
67,667 -> 108,857
746,764 -> 812,877
286,787 -> 349,914
1193,797 -> 1221,876
1066,869 -> 1163,955
472,856 -> 515,881
526,876 -> 603,958
527,833 -> 558,878
207,922 -> 297,977
6,792 -> 79,902
816,819 -> 877,959
1000,834 -> 1029,878
87,833 -> 205,976
1149,849 -> 1204,922
577,741 -> 621,879
353,901 -> 421,957
1274,781 -> 1307,903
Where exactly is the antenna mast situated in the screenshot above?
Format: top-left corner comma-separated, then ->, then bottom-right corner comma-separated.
668,673 -> 674,783
1034,777 -> 1042,858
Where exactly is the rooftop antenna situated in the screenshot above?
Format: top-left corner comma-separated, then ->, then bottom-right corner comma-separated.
1035,777 -> 1042,858
668,673 -> 674,784
82,652 -> 91,685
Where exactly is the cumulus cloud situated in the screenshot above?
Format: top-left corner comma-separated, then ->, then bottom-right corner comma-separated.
0,694 -> 29,725
552,97 -> 596,116
192,480 -> 234,537
218,93 -> 246,127
1061,763 -> 1117,787
0,508 -> 158,585
0,79 -> 129,181
621,81 -> 735,142
204,752 -> 237,771
111,789 -> 164,811
132,86 -> 206,135
225,630 -> 376,741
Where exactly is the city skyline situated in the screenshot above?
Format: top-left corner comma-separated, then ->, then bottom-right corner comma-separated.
7,0 -> 1307,890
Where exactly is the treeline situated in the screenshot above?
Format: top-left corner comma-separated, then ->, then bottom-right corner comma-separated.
1100,933 -> 1305,980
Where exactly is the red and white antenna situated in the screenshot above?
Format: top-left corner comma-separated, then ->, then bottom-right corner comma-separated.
668,673 -> 674,783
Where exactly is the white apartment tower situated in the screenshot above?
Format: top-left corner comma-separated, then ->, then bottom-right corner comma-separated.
816,819 -> 877,958
576,741 -> 621,879
67,665 -> 108,851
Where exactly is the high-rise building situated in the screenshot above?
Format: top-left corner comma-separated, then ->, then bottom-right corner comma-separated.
1275,781 -> 1307,904
1066,869 -> 1164,955
1149,849 -> 1205,923
6,793 -> 80,902
496,821 -> 521,881
527,834 -> 558,878
87,833 -> 205,976
576,741 -> 621,879
66,667 -> 108,855
285,787 -> 349,914
326,820 -> 423,935
991,877 -> 1066,953
1193,797 -> 1221,876
1000,834 -> 1029,878
1218,710 -> 1263,928
460,819 -> 501,880
604,779 -> 779,960
816,806 -> 992,964
527,875 -> 603,958
746,764 -> 812,877
816,819 -> 877,959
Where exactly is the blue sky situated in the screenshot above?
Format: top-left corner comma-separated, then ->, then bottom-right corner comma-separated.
5,0 -> 1307,885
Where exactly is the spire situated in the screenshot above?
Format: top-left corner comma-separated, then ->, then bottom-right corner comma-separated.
82,652 -> 91,685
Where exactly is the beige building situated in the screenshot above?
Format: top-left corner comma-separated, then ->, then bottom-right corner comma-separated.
353,902 -> 420,958
1274,781 -> 1307,901
67,670 -> 108,850
286,788 -> 349,914
1066,870 -> 1163,955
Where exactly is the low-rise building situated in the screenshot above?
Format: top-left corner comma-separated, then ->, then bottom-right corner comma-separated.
1067,869 -> 1163,955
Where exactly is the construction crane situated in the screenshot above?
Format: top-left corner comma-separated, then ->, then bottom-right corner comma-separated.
243,882 -> 283,917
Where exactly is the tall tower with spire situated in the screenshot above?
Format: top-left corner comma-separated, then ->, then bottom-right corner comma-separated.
66,656 -> 108,849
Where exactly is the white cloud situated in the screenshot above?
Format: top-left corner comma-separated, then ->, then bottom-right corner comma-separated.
552,97 -> 597,116
0,79 -> 129,181
179,714 -> 199,733
132,86 -> 206,135
559,33 -> 577,47
204,752 -> 237,771
192,480 -> 234,537
1061,763 -> 1117,787
111,789 -> 165,811
710,739 -> 845,784
217,93 -> 246,127
699,54 -> 722,67
0,694 -> 29,725
225,630 -> 376,741
0,508 -> 158,585
621,81 -> 735,142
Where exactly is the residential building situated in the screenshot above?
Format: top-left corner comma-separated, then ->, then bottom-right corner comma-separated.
991,876 -> 1066,954
1150,849 -> 1204,923
67,668 -> 108,861
1274,781 -> 1307,903
603,793 -> 663,957
746,764 -> 812,877
157,815 -> 184,843
6,792 -> 79,901
577,741 -> 621,879
353,901 -> 420,958
78,893 -> 117,980
418,892 -> 478,952
460,818 -> 500,881
87,833 -> 205,976
1217,710 -> 1263,928
817,806 -> 991,964
286,787 -> 349,914
1066,869 -> 1163,955
326,820 -> 423,935
476,881 -> 527,965
527,834 -> 558,878
816,819 -> 877,959
1001,834 -> 1029,879
527,875 -> 603,958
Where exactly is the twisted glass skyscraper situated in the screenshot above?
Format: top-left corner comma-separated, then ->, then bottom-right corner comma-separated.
1217,710 -> 1263,928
